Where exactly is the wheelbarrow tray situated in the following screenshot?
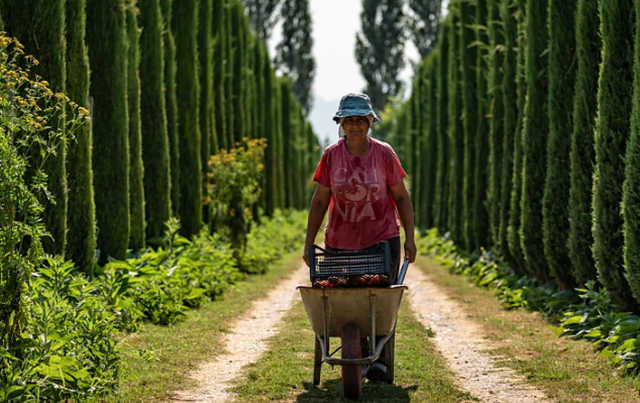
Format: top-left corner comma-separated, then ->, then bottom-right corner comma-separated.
297,286 -> 407,338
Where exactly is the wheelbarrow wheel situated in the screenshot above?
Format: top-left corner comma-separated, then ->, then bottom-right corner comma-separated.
341,323 -> 362,399
313,336 -> 322,386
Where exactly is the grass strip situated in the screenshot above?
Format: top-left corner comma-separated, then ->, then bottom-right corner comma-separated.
233,298 -> 475,402
417,256 -> 640,403
97,253 -> 303,403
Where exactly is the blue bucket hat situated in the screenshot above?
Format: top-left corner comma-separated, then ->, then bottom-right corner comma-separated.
333,93 -> 380,124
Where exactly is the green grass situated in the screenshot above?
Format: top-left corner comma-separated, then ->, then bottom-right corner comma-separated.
417,256 -> 640,403
233,299 -> 475,402
96,252 -> 303,403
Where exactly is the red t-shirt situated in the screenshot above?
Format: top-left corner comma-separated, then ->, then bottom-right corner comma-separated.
313,137 -> 407,250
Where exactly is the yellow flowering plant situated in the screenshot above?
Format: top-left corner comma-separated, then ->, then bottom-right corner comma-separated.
207,138 -> 266,269
0,33 -> 89,344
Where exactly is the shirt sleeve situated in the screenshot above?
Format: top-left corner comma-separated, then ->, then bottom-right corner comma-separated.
385,147 -> 407,187
313,149 -> 331,187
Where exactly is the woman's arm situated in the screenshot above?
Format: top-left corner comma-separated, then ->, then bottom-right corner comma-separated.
390,180 -> 417,263
303,183 -> 332,266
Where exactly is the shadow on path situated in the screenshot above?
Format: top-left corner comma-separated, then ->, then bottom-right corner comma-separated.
296,379 -> 418,402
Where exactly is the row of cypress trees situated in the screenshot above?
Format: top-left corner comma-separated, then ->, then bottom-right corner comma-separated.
388,0 -> 640,311
0,0 -> 319,271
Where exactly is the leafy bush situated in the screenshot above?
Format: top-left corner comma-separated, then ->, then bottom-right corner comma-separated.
1,210 -> 306,402
419,229 -> 640,381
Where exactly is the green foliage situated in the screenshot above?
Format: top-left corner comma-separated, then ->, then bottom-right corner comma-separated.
239,0 -> 281,42
568,0 -> 599,286
160,0 -> 180,218
506,0 -> 526,273
213,0 -> 227,150
543,0 -> 577,290
498,0 -> 517,271
473,0 -> 489,249
207,138 -> 266,268
0,0 -> 69,257
0,33 -> 88,344
520,0 -> 549,281
199,0 -> 214,228
624,0 -> 640,305
275,0 -> 316,113
126,0 -> 146,251
173,0 -> 202,237
407,0 -> 441,57
460,0 -> 478,252
65,0 -> 97,272
447,5 -> 464,245
487,0 -> 503,250
139,0 -> 171,241
419,229 -> 640,379
593,0 -> 637,311
87,0 -> 130,263
433,19 -> 450,233
356,0 -> 406,112
231,0 -> 246,143
1,210 -> 307,402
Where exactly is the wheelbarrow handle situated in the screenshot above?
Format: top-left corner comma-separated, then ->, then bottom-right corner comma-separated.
396,258 -> 410,285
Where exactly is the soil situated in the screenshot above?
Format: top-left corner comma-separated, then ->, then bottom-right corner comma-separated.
404,265 -> 550,402
163,263 -> 309,403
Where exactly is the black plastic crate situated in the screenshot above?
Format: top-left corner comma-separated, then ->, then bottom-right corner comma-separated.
309,242 -> 392,288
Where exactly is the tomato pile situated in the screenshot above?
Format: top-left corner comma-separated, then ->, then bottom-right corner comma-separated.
312,273 -> 390,288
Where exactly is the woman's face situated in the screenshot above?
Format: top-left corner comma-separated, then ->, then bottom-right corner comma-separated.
341,115 -> 371,140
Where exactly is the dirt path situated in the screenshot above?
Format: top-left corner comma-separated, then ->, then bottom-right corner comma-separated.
405,264 -> 550,403
164,263 -> 309,403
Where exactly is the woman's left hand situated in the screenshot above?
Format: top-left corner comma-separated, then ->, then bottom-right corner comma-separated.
404,238 -> 417,263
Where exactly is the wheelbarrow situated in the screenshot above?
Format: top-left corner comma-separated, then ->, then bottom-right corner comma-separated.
298,243 -> 410,399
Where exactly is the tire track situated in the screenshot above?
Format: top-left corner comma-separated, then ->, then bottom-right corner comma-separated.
164,263 -> 309,403
405,264 -> 550,403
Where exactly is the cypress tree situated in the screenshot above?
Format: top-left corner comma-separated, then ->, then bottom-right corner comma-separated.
594,0 -> 637,310
507,0 -> 526,272
487,0 -> 504,248
543,0 -> 577,289
139,0 -> 171,241
87,0 -> 130,262
473,0 -> 490,249
498,0 -> 518,269
423,57 -> 438,229
213,0 -> 227,150
520,0 -> 550,281
280,79 -> 294,208
448,5 -> 465,244
126,1 -> 146,251
624,0 -> 640,304
173,0 -> 202,237
410,82 -> 421,226
434,19 -> 450,233
199,0 -> 214,226
65,0 -> 96,271
263,46 -> 277,215
275,77 -> 287,208
231,1 -> 245,143
407,0 -> 442,58
0,0 -> 68,255
160,0 -> 180,217
568,0 -> 600,285
460,0 -> 477,251
239,0 -> 280,42
224,0 -> 235,149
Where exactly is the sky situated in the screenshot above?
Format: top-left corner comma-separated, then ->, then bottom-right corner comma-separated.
269,0 -> 421,145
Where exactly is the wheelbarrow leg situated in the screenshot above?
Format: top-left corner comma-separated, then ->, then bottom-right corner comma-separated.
313,336 -> 322,386
341,323 -> 362,399
384,331 -> 396,384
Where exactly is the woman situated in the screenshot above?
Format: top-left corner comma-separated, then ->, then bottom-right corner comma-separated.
303,93 -> 417,382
